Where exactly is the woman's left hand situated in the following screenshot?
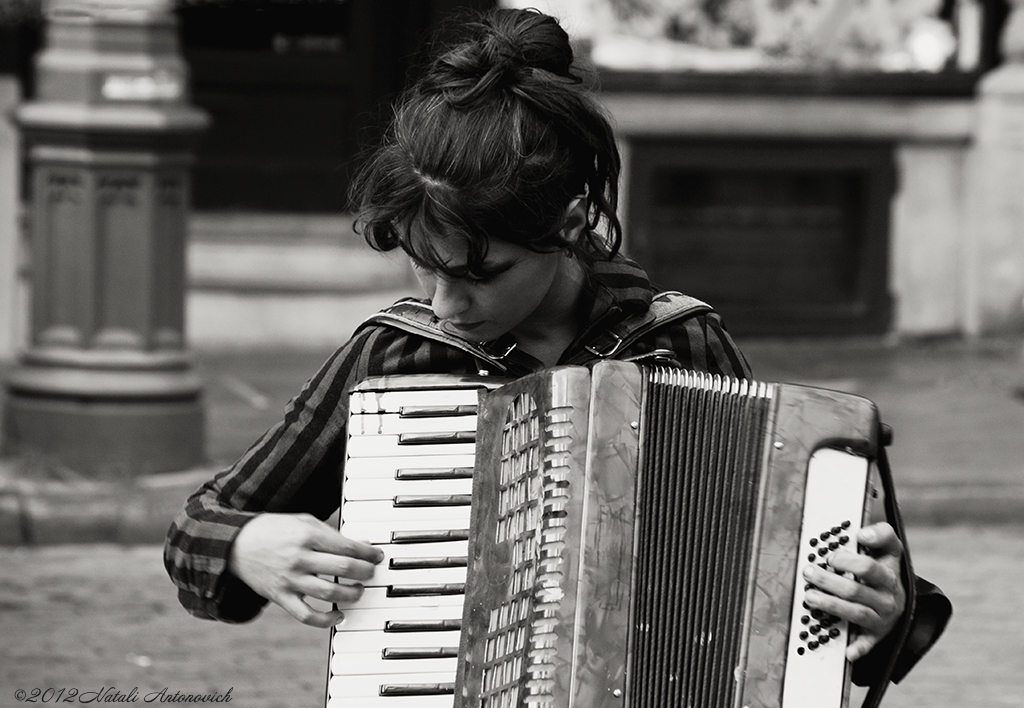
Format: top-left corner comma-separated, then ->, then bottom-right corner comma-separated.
802,522 -> 907,661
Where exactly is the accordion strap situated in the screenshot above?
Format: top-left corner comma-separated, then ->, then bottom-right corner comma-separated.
357,299 -> 516,374
860,426 -> 918,708
358,292 -> 712,372
568,291 -> 711,362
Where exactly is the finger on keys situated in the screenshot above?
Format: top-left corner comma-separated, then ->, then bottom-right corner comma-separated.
295,574 -> 367,605
308,521 -> 385,562
856,522 -> 903,559
278,592 -> 346,629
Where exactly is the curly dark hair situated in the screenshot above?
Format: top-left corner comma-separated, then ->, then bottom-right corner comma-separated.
349,7 -> 622,279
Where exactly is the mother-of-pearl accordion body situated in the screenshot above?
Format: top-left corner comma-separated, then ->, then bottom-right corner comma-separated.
326,361 -> 881,708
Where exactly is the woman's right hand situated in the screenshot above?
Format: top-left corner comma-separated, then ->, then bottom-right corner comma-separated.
228,513 -> 384,628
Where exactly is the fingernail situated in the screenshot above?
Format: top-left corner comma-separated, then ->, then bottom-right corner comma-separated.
333,612 -> 346,626
861,527 -> 876,541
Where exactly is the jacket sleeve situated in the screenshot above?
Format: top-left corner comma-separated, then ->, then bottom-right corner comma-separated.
163,327 -> 383,623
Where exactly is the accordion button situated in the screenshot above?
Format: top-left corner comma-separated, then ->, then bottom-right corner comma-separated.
830,628 -> 842,638
818,548 -> 829,557
799,631 -> 808,640
801,615 -> 810,625
842,520 -> 852,529
809,538 -> 819,547
829,542 -> 839,551
811,609 -> 823,619
810,624 -> 820,633
820,532 -> 831,541
820,635 -> 830,645
839,535 -> 850,544
808,641 -> 819,650
797,647 -> 806,656
831,526 -> 842,534
808,554 -> 817,562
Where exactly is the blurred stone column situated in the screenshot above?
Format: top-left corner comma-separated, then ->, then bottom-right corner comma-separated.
0,76 -> 23,361
963,0 -> 1024,335
2,0 -> 209,477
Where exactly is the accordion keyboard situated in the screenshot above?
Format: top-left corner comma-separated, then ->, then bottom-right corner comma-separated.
326,380 -> 497,708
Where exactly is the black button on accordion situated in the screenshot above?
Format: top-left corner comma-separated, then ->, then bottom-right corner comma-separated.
326,361 -> 884,708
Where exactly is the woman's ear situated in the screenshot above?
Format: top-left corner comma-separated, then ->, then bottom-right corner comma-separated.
561,196 -> 587,244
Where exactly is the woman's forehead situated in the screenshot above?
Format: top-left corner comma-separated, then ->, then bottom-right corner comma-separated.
407,228 -> 524,271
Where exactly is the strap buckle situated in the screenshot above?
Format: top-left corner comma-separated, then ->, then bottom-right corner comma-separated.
584,331 -> 624,358
481,338 -> 517,361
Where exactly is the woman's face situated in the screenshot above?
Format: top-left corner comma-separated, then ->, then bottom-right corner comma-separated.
410,236 -> 579,344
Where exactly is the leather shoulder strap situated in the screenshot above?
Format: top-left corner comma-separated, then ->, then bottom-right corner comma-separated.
356,300 -> 514,374
577,291 -> 712,360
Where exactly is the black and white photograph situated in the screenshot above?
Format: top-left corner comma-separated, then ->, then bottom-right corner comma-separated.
0,0 -> 1021,706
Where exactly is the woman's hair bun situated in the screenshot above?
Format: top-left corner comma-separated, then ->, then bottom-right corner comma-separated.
427,8 -> 577,103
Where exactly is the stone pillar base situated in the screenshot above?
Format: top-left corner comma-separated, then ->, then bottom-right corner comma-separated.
3,393 -> 205,479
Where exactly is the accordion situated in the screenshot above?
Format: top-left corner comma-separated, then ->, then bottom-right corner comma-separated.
326,361 -> 884,708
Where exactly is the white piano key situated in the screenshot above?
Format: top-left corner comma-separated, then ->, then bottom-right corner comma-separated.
336,605 -> 463,632
341,519 -> 469,545
348,413 -> 478,436
344,454 -> 476,480
332,654 -> 458,676
328,672 -> 456,698
350,388 -> 482,414
332,629 -> 462,654
375,540 -> 469,560
346,436 -> 477,458
326,695 -> 454,708
342,500 -> 471,524
336,587 -> 464,611
343,477 -> 472,500
362,564 -> 467,588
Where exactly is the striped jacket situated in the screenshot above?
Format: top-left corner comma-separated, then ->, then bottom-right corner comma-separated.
164,255 -> 750,623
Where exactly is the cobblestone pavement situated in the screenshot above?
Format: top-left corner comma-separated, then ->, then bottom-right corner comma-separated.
1,524 -> 1021,708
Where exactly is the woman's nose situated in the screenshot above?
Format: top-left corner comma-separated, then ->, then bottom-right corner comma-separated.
430,278 -> 470,321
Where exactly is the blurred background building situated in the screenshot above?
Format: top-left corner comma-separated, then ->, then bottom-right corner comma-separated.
0,0 -> 1021,359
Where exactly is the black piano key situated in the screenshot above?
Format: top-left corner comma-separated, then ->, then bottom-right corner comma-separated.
382,647 -> 459,659
379,683 -> 454,696
393,494 -> 473,507
395,467 -> 473,480
386,583 -> 465,597
398,431 -> 476,445
389,556 -> 467,570
391,529 -> 469,543
384,619 -> 462,632
398,404 -> 477,418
